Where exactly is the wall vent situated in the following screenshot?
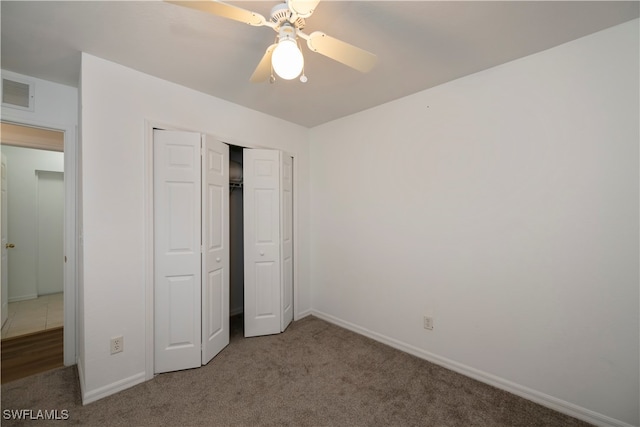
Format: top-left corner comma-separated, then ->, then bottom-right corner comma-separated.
2,77 -> 34,111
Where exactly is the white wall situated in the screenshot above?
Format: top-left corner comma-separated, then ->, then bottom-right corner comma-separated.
79,53 -> 310,402
309,20 -> 639,427
36,170 -> 64,296
2,146 -> 64,300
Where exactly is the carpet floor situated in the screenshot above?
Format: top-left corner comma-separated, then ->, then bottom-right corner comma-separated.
1,315 -> 590,426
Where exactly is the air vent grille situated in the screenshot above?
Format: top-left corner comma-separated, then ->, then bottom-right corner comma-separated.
2,78 -> 33,110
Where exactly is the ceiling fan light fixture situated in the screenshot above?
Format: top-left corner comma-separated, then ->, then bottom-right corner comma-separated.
272,28 -> 304,80
167,1 -> 377,83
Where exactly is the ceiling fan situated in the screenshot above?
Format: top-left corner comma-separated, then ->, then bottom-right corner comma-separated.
166,0 -> 377,83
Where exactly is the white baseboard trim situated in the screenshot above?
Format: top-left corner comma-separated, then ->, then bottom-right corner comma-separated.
80,371 -> 146,405
295,308 -> 312,321
310,310 -> 634,427
9,294 -> 38,303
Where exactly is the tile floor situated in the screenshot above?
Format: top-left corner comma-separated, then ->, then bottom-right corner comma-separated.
1,293 -> 63,339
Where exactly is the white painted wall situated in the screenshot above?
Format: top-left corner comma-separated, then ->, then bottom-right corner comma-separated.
309,20 -> 639,427
36,170 -> 64,296
1,146 -> 64,301
79,53 -> 310,402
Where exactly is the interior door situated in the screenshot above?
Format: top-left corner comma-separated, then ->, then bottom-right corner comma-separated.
201,135 -> 229,365
243,149 -> 293,337
154,130 -> 202,373
1,154 -> 8,326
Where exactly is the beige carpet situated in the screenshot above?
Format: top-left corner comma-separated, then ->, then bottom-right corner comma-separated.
1,315 -> 590,426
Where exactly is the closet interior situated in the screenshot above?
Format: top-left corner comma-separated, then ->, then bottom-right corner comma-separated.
228,145 -> 244,328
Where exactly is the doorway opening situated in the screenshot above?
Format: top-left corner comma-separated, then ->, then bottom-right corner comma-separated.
228,144 -> 244,339
1,123 -> 65,382
150,129 -> 294,375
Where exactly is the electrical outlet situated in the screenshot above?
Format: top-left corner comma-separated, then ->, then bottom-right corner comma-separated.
423,316 -> 434,331
110,336 -> 124,354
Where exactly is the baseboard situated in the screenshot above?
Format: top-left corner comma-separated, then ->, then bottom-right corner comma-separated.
310,310 -> 634,427
80,371 -> 146,405
295,308 -> 312,321
8,294 -> 38,303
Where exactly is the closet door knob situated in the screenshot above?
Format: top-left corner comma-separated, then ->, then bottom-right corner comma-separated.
216,257 -> 221,262
259,251 -> 265,256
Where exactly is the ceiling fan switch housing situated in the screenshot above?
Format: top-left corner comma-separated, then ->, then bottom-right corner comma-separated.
279,25 -> 297,42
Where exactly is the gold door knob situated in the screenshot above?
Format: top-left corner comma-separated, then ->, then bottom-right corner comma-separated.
5,243 -> 15,249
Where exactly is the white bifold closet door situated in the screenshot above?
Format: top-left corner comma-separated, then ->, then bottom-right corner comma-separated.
243,149 -> 293,337
154,132 -> 292,373
154,130 -> 229,374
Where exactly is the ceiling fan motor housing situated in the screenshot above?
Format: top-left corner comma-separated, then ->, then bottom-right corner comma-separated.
270,3 -> 305,29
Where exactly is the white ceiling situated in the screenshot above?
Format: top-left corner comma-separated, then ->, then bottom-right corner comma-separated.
1,1 -> 638,127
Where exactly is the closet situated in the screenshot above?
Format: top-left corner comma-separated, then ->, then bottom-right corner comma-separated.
153,130 -> 293,374
229,146 -> 243,320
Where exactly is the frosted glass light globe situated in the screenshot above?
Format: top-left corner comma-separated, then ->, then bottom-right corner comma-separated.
272,39 -> 304,80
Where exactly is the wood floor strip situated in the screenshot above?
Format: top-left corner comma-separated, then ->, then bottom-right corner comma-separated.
1,327 -> 64,384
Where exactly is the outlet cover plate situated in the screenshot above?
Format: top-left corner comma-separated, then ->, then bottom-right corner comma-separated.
110,336 -> 124,354
423,316 -> 434,330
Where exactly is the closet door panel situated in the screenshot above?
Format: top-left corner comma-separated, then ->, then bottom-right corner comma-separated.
281,154 -> 293,331
154,130 -> 202,374
202,136 -> 230,365
244,149 -> 281,337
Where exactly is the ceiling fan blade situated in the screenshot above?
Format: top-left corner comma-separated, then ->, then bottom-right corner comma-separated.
306,31 -> 377,73
287,0 -> 321,18
250,44 -> 277,83
165,1 -> 267,26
